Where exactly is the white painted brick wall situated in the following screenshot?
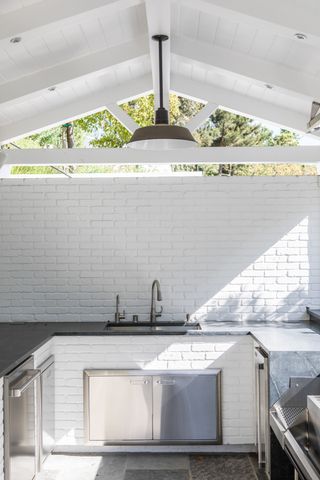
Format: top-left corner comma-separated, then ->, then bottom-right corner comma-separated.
53,335 -> 255,446
0,176 -> 319,323
0,378 -> 3,480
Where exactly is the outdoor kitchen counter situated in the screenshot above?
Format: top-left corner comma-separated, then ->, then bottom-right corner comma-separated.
0,321 -> 319,402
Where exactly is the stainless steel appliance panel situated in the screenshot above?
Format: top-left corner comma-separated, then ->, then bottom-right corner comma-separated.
85,372 -> 153,441
39,356 -> 55,465
255,345 -> 270,475
4,357 -> 40,480
153,372 -> 221,442
270,376 -> 320,480
307,396 -> 320,472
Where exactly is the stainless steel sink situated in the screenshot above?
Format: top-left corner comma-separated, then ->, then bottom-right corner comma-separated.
103,321 -> 201,335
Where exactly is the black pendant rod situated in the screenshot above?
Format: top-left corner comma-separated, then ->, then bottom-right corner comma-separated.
152,34 -> 169,124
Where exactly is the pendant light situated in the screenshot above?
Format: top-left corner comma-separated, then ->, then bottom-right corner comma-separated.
127,35 -> 198,150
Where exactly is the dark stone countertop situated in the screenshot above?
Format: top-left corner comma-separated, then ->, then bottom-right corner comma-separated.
307,307 -> 320,323
0,322 -> 109,376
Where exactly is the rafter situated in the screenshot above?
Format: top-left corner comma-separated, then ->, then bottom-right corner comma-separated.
0,75 -> 152,144
3,146 -> 320,166
145,0 -> 171,112
186,103 -> 218,131
172,36 -> 319,100
0,36 -> 148,108
171,74 -> 309,134
106,104 -> 139,132
180,0 -> 320,48
0,0 -> 143,43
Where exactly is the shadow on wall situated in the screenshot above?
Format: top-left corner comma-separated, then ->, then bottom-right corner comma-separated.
0,178 -> 319,322
128,182 -> 318,322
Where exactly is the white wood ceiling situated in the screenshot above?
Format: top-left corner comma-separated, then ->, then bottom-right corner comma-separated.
0,0 -> 319,143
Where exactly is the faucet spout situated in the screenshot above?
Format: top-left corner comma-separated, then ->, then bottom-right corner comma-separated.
150,279 -> 163,323
115,294 -> 126,323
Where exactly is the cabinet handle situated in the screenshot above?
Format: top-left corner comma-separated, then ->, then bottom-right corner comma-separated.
130,379 -> 150,385
156,379 -> 176,386
9,369 -> 41,397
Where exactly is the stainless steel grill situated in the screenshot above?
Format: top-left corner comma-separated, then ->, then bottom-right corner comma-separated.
270,376 -> 320,480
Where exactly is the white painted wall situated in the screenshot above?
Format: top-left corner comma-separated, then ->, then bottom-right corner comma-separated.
0,176 -> 319,323
53,335 -> 255,447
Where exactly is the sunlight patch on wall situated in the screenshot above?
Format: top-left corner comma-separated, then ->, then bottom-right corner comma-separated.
192,217 -> 310,323
143,342 -> 236,370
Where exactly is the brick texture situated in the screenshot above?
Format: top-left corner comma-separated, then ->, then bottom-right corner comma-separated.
0,176 -> 319,323
53,335 -> 255,447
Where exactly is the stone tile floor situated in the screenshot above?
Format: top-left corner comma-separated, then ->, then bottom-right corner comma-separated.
36,453 -> 266,480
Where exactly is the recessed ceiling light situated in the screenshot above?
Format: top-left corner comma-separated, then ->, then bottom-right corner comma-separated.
265,84 -> 273,90
10,36 -> 22,44
294,33 -> 307,40
48,86 -> 56,92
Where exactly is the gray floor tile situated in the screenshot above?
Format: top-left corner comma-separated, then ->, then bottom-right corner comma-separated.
125,470 -> 190,480
38,454 -> 125,480
190,454 -> 256,480
96,454 -> 128,479
126,454 -> 189,471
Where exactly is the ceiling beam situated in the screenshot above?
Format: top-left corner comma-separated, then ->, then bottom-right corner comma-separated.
0,36 -> 148,108
3,145 -> 320,166
172,36 -> 319,100
180,0 -> 320,49
186,102 -> 218,131
106,104 -> 139,132
171,74 -> 309,134
0,75 -> 152,144
0,0 -> 143,43
145,0 -> 171,112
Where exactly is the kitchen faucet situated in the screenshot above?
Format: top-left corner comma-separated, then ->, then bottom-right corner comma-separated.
115,294 -> 126,323
150,279 -> 163,323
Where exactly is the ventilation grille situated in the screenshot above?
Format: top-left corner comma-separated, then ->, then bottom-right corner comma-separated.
275,406 -> 305,429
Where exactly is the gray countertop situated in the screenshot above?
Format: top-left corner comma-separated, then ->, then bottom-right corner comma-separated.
0,320 -> 319,406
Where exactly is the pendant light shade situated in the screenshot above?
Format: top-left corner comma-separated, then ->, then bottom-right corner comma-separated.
128,35 -> 198,150
128,125 -> 197,150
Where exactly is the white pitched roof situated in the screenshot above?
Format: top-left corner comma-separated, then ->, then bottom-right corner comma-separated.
0,0 -> 319,143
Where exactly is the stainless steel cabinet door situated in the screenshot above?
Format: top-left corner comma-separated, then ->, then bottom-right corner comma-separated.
88,375 -> 153,441
9,386 -> 37,480
40,363 -> 55,463
5,359 -> 39,480
153,374 -> 220,442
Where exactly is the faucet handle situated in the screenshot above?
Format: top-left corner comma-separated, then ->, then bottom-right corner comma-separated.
155,305 -> 163,317
120,309 -> 126,320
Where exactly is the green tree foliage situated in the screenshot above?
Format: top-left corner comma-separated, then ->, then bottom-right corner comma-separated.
5,94 -> 315,176
76,110 -> 131,148
10,124 -> 85,174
